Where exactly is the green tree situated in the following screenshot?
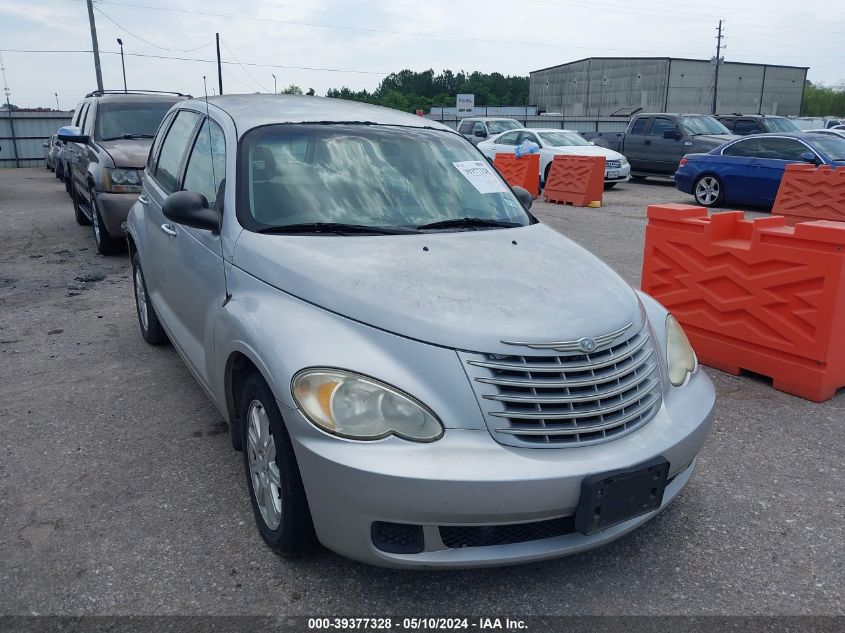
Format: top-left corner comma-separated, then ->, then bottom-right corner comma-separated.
282,84 -> 303,95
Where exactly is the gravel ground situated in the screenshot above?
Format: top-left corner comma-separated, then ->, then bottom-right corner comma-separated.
1,168 -> 842,616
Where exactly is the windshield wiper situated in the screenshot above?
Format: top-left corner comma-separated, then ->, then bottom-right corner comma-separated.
256,222 -> 416,235
416,217 -> 521,231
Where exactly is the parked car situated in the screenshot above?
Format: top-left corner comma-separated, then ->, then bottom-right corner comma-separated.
457,117 -> 524,145
58,90 -> 189,254
584,113 -> 735,179
716,114 -> 801,135
807,128 -> 845,141
675,132 -> 845,208
44,134 -> 66,180
790,117 -> 843,131
478,128 -> 630,188
42,135 -> 55,170
127,94 -> 715,568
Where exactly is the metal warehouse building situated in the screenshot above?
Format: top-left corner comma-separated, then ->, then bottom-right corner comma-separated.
529,57 -> 808,118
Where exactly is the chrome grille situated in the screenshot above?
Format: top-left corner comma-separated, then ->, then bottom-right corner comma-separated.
606,160 -> 622,169
461,324 -> 662,448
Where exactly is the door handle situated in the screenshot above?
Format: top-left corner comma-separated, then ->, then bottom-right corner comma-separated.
644,139 -> 652,145
160,223 -> 177,237
138,195 -> 149,205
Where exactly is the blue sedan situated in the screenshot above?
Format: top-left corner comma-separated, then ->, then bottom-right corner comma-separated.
675,132 -> 845,208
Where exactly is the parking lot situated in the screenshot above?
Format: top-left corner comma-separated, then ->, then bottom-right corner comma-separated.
1,167 -> 842,616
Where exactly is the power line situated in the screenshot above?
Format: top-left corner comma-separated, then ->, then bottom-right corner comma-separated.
93,6 -> 214,53
219,38 -> 269,93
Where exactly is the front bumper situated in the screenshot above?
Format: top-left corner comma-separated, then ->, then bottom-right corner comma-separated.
286,369 -> 715,568
94,191 -> 138,237
604,163 -> 631,183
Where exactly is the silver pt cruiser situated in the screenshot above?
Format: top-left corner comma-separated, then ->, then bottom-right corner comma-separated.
127,94 -> 715,568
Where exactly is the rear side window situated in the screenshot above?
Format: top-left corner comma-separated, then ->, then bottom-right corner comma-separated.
497,131 -> 520,145
182,119 -> 227,208
630,118 -> 649,135
472,122 -> 486,135
147,112 -> 175,172
722,138 -> 761,157
458,120 -> 474,135
733,120 -> 760,135
153,110 -> 201,193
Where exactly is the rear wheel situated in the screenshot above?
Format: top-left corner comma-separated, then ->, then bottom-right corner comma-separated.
240,373 -> 317,556
693,174 -> 724,207
64,166 -> 73,195
90,188 -> 124,255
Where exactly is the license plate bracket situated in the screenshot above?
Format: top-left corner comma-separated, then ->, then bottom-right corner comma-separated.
607,169 -> 619,179
575,457 -> 670,535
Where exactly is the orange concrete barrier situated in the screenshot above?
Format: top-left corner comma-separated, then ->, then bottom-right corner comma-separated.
773,164 -> 845,224
493,153 -> 540,197
543,155 -> 604,207
641,203 -> 845,402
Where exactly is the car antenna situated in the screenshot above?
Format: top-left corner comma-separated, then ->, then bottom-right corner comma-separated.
203,75 -> 231,304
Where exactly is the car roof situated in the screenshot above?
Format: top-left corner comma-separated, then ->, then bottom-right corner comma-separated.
728,132 -> 820,140
91,93 -> 187,104
462,117 -> 520,122
716,113 -> 788,119
190,94 -> 453,134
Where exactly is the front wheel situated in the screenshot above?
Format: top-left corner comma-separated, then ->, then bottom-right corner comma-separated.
693,174 -> 725,207
131,252 -> 167,345
240,373 -> 317,556
90,188 -> 124,255
604,182 -> 617,190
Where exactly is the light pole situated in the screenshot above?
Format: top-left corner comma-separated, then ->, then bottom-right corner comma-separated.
272,74 -> 276,94
117,38 -> 126,93
54,92 -> 59,110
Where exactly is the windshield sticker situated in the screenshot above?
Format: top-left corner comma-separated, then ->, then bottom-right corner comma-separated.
452,161 -> 510,194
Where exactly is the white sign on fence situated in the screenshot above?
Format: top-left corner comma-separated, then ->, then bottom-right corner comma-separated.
456,94 -> 475,114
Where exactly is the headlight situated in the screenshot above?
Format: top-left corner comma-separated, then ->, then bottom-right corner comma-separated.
292,369 -> 444,442
619,156 -> 629,166
665,314 -> 698,386
104,168 -> 141,192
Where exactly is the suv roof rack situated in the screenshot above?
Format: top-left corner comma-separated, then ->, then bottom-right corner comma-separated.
85,89 -> 192,98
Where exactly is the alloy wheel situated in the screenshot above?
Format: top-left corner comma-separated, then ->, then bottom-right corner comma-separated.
134,266 -> 149,332
246,400 -> 282,530
695,176 -> 721,206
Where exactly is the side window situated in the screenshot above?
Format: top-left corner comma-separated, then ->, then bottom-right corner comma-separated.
153,110 -> 202,193
630,118 -> 650,135
733,119 -> 759,135
497,131 -> 521,146
758,137 -> 811,161
650,117 -> 679,137
472,122 -> 486,135
520,132 -> 540,145
718,118 -> 734,131
81,102 -> 96,136
182,119 -> 227,209
71,102 -> 84,127
78,102 -> 90,133
458,120 -> 474,135
147,112 -> 175,172
722,138 -> 761,157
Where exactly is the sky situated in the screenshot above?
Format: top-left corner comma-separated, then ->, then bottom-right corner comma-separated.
0,0 -> 842,109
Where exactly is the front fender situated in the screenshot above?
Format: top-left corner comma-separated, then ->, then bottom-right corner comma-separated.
213,265 -> 486,430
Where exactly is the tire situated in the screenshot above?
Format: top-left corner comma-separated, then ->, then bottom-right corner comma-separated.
71,183 -> 91,226
604,182 -> 617,190
543,163 -> 552,185
693,174 -> 725,208
630,175 -> 647,181
65,166 -> 73,195
240,373 -> 317,556
90,188 -> 124,255
131,252 -> 168,345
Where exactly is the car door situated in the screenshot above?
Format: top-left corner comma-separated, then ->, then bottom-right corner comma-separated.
622,116 -> 651,172
68,100 -> 91,192
157,116 -> 229,384
488,131 -> 521,157
140,109 -> 203,339
643,116 -> 684,174
517,131 -> 547,177
715,138 -> 758,205
747,137 -> 815,205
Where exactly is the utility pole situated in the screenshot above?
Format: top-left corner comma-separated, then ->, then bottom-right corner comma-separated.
0,52 -> 19,167
85,0 -> 104,91
711,20 -> 725,115
55,93 -> 60,110
216,33 -> 223,95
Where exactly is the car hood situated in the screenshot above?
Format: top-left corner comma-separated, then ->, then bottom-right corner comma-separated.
97,138 -> 153,169
547,145 -> 624,160
233,223 -> 643,354
691,134 -> 738,146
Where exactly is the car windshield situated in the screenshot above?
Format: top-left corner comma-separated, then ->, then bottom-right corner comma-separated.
538,131 -> 590,147
679,116 -> 731,136
762,118 -> 802,133
486,120 -> 522,134
97,101 -> 177,141
238,124 -> 531,232
807,135 -> 845,162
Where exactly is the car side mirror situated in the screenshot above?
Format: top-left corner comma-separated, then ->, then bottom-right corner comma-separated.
42,142 -> 49,148
162,191 -> 220,232
57,125 -> 89,144
663,129 -> 682,140
800,151 -> 819,165
474,129 -> 487,138
512,186 -> 533,210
